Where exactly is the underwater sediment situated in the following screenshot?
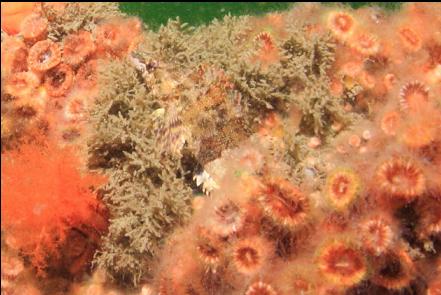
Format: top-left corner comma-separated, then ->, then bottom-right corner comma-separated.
1,2 -> 441,295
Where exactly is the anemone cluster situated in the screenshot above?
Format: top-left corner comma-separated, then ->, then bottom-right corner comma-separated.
1,2 -> 441,295
149,3 -> 441,295
1,2 -> 139,151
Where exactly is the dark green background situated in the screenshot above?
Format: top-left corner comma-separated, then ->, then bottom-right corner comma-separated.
119,2 -> 402,30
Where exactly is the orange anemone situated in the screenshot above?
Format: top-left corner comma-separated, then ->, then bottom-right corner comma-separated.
360,216 -> 394,255
44,63 -> 74,97
12,86 -> 47,118
372,249 -> 415,290
325,168 -> 361,210
1,2 -> 38,35
258,178 -> 310,228
96,18 -> 142,58
232,237 -> 272,275
245,281 -> 278,295
349,32 -> 380,56
4,71 -> 41,99
383,74 -> 397,91
211,200 -> 244,237
398,27 -> 422,52
399,81 -> 430,113
380,110 -> 401,136
328,11 -> 356,41
75,59 -> 98,90
20,14 -> 48,42
28,40 -> 62,72
376,157 -> 426,201
317,241 -> 366,287
195,227 -> 223,266
63,31 -> 96,67
400,115 -> 439,149
1,37 -> 28,74
63,94 -> 89,123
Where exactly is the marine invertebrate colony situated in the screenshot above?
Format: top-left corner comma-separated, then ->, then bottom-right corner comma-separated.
147,2 -> 441,294
1,140 -> 108,283
1,2 -> 139,152
2,2 -> 441,295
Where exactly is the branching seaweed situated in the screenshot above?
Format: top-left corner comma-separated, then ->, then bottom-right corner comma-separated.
43,2 -> 122,41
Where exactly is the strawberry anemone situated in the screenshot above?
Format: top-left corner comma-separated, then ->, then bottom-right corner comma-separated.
317,241 -> 367,287
375,157 -> 426,201
28,40 -> 62,72
63,31 -> 96,67
258,178 -> 310,229
372,249 -> 415,290
325,168 -> 361,211
232,237 -> 272,275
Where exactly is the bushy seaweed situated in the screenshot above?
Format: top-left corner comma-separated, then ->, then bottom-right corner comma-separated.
43,2 -> 121,41
89,60 -> 193,285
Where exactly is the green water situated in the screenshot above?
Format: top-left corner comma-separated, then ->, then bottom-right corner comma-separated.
119,2 -> 402,30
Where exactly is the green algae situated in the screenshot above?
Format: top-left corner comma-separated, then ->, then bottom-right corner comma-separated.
119,2 -> 403,31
